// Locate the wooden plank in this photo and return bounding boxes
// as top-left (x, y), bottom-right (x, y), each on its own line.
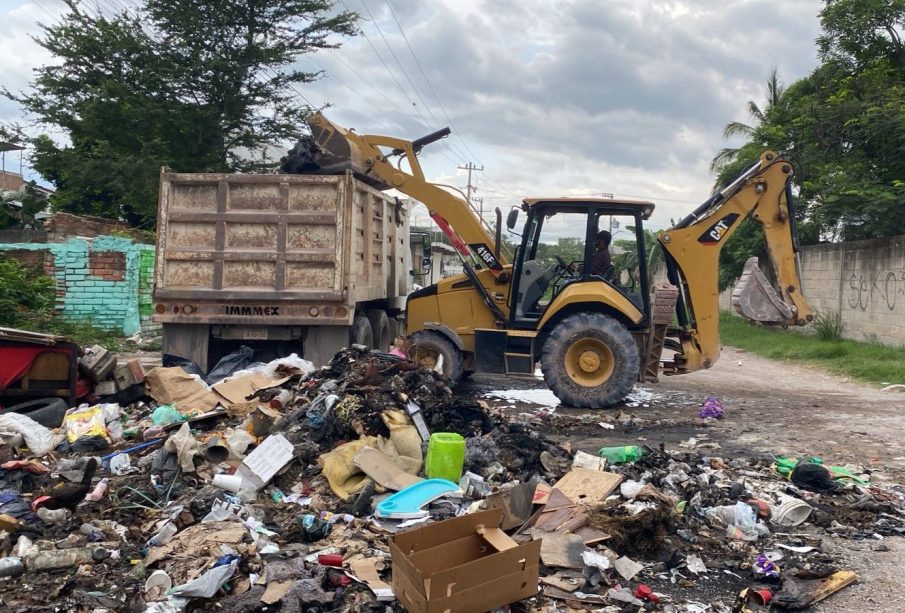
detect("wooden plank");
top-left (552, 469), bottom-right (622, 507)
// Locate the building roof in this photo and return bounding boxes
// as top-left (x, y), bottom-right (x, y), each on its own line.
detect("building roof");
top-left (0, 142), bottom-right (26, 153)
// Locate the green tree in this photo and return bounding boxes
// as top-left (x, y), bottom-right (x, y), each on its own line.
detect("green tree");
top-left (818, 0), bottom-right (905, 68)
top-left (0, 256), bottom-right (55, 328)
top-left (7, 0), bottom-right (356, 228)
top-left (710, 69), bottom-right (786, 173)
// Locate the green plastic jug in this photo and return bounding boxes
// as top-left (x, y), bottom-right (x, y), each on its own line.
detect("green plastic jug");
top-left (424, 432), bottom-right (466, 483)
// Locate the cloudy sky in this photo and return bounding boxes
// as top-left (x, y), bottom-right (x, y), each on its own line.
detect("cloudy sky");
top-left (1, 0), bottom-right (824, 235)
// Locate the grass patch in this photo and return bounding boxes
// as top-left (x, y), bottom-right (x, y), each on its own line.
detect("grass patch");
top-left (21, 312), bottom-right (129, 351)
top-left (719, 311), bottom-right (905, 386)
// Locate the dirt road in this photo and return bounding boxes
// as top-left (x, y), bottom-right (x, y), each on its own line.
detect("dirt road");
top-left (467, 346), bottom-right (905, 612)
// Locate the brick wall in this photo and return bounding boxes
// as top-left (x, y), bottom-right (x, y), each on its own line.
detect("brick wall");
top-left (44, 212), bottom-right (136, 240)
top-left (0, 236), bottom-right (157, 336)
top-left (0, 171), bottom-right (24, 191)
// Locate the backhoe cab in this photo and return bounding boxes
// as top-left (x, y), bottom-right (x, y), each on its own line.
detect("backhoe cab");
top-left (302, 114), bottom-right (812, 408)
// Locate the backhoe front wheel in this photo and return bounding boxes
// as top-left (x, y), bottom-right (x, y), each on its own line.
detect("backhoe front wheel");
top-left (410, 330), bottom-right (464, 385)
top-left (541, 312), bottom-right (639, 408)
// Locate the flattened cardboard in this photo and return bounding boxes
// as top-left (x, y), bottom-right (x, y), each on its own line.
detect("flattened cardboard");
top-left (552, 469), bottom-right (623, 507)
top-left (535, 532), bottom-right (585, 569)
top-left (482, 482), bottom-right (537, 529)
top-left (213, 373), bottom-right (289, 405)
top-left (390, 508), bottom-right (540, 613)
top-left (261, 579), bottom-right (293, 604)
top-left (236, 434), bottom-right (294, 490)
top-left (350, 559), bottom-right (394, 601)
top-left (145, 367), bottom-right (224, 413)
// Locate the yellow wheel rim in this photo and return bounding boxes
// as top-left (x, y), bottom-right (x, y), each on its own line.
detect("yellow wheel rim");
top-left (564, 338), bottom-right (614, 387)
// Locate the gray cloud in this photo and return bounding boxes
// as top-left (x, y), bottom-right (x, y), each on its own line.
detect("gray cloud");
top-left (3, 0), bottom-right (823, 229)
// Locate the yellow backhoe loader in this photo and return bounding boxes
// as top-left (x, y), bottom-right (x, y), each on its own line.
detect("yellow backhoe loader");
top-left (296, 114), bottom-right (813, 408)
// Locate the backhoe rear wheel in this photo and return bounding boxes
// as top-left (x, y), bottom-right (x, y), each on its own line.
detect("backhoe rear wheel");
top-left (541, 312), bottom-right (639, 408)
top-left (410, 330), bottom-right (464, 385)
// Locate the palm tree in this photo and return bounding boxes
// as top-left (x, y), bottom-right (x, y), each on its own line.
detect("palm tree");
top-left (710, 69), bottom-right (785, 172)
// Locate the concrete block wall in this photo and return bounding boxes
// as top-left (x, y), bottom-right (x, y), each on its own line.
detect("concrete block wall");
top-left (719, 235), bottom-right (905, 346)
top-left (831, 236), bottom-right (905, 346)
top-left (0, 235), bottom-right (157, 336)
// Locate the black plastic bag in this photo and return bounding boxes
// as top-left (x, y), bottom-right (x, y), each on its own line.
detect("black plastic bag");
top-left (791, 460), bottom-right (840, 493)
top-left (205, 346), bottom-right (255, 384)
top-left (162, 354), bottom-right (205, 378)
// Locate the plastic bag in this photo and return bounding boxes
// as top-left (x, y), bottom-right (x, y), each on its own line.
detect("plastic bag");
top-left (230, 353), bottom-right (315, 379)
top-left (170, 559), bottom-right (237, 598)
top-left (162, 353), bottom-right (205, 377)
top-left (151, 403), bottom-right (185, 426)
top-left (62, 405), bottom-right (108, 443)
top-left (705, 501), bottom-right (764, 541)
top-left (0, 413), bottom-right (64, 456)
top-left (699, 396), bottom-right (724, 419)
top-left (205, 346), bottom-right (254, 384)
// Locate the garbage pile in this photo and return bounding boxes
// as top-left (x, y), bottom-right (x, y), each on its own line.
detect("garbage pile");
top-left (0, 344), bottom-right (901, 611)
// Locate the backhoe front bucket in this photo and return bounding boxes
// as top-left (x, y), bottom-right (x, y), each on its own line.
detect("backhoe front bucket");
top-left (307, 113), bottom-right (367, 174)
top-left (731, 257), bottom-right (794, 323)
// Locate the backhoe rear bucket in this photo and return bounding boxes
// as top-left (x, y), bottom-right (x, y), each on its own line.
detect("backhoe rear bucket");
top-left (731, 257), bottom-right (794, 323)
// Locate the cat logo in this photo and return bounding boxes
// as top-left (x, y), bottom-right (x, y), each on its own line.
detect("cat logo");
top-left (698, 213), bottom-right (740, 245)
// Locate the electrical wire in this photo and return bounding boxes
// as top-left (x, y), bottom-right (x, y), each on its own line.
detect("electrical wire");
top-left (382, 0), bottom-right (483, 165)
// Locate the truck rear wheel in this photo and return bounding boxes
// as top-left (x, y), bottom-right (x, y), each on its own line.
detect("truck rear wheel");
top-left (410, 330), bottom-right (464, 384)
top-left (541, 312), bottom-right (639, 408)
top-left (350, 315), bottom-right (374, 347)
top-left (367, 309), bottom-right (391, 352)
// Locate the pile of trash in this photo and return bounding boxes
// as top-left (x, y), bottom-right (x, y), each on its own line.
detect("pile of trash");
top-left (0, 342), bottom-right (901, 612)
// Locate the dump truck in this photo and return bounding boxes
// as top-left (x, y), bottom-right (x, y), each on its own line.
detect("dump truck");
top-left (153, 170), bottom-right (430, 370)
top-left (288, 114), bottom-right (813, 408)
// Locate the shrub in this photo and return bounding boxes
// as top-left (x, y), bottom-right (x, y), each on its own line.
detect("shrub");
top-left (0, 255), bottom-right (55, 327)
top-left (812, 309), bottom-right (844, 341)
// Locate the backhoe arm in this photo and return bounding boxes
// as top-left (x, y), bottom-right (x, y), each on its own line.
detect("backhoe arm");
top-left (307, 113), bottom-right (507, 275)
top-left (659, 152), bottom-right (813, 372)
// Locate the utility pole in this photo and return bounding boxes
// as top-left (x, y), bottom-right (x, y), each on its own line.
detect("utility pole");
top-left (458, 162), bottom-right (484, 210)
top-left (473, 197), bottom-right (484, 220)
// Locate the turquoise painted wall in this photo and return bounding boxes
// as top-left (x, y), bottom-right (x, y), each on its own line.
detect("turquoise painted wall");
top-left (0, 236), bottom-right (156, 336)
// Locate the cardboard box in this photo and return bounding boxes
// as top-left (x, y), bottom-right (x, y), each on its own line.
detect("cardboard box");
top-left (390, 508), bottom-right (541, 613)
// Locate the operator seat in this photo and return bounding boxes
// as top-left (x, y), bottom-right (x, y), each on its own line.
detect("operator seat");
top-left (517, 260), bottom-right (552, 316)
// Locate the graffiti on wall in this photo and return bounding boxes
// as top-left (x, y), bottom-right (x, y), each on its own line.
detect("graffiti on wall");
top-left (847, 269), bottom-right (905, 311)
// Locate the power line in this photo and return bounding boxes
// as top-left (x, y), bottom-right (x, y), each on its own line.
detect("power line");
top-left (308, 56), bottom-right (464, 170)
top-left (343, 0), bottom-right (473, 164)
top-left (382, 0), bottom-right (483, 165)
top-left (337, 0), bottom-right (433, 133)
top-left (358, 0), bottom-right (442, 129)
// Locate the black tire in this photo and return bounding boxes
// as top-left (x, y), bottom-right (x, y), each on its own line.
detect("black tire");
top-left (387, 317), bottom-right (399, 344)
top-left (366, 309), bottom-right (392, 352)
top-left (350, 315), bottom-right (374, 347)
top-left (410, 330), bottom-right (464, 384)
top-left (4, 397), bottom-right (69, 429)
top-left (541, 312), bottom-right (639, 408)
